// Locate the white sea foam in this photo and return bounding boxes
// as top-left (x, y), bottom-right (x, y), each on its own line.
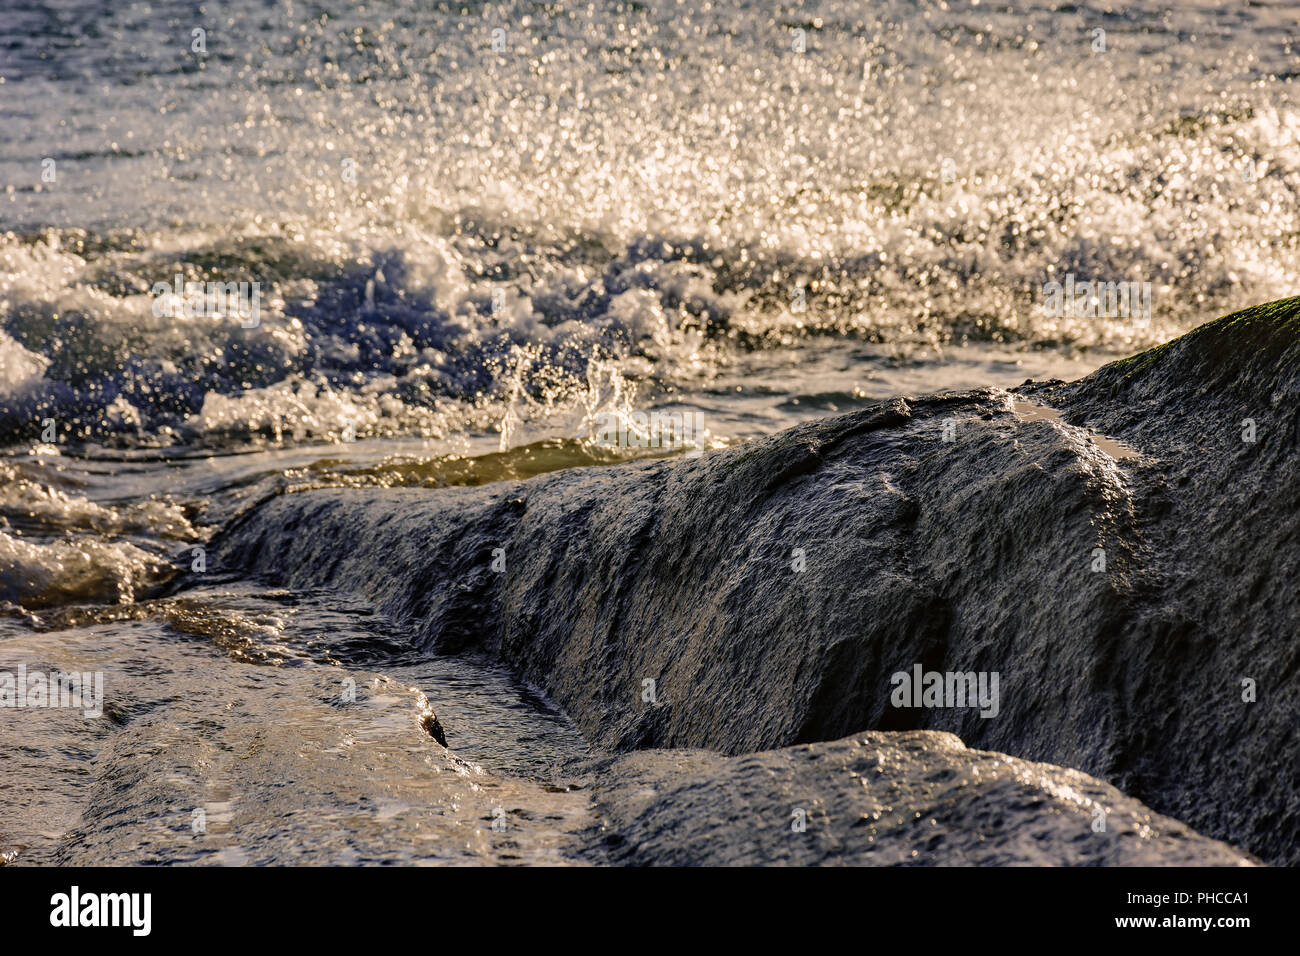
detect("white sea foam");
top-left (1, 0), bottom-right (1295, 452)
top-left (0, 330), bottom-right (47, 396)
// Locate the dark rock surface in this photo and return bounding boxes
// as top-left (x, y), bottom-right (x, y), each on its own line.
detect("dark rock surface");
top-left (586, 731), bottom-right (1254, 866)
top-left (212, 296), bottom-right (1300, 864)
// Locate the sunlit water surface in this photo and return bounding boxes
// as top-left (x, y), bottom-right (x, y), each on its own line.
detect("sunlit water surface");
top-left (1, 0), bottom-right (1296, 862)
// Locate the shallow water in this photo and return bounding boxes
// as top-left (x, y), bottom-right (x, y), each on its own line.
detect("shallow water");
top-left (1, 0), bottom-right (1296, 863)
top-left (1, 583), bottom-right (595, 865)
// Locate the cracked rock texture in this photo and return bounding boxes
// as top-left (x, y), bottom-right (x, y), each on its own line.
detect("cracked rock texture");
top-left (213, 296), bottom-right (1300, 864)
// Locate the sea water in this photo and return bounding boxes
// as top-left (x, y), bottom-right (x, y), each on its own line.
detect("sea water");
top-left (1, 0), bottom-right (1296, 863)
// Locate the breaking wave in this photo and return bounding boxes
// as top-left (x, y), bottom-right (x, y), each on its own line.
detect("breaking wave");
top-left (1, 0), bottom-right (1297, 448)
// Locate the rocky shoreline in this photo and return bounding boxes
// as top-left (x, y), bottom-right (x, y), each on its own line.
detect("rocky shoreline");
top-left (204, 296), bottom-right (1300, 866)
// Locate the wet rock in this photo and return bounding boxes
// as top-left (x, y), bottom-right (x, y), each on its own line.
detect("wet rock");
top-left (0, 621), bottom-right (591, 866)
top-left (421, 710), bottom-right (448, 747)
top-left (584, 731), bottom-right (1256, 866)
top-left (213, 296), bottom-right (1300, 864)
top-left (3, 614), bottom-right (1251, 866)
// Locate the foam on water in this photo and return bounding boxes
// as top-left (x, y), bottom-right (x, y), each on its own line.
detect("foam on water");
top-left (1, 0), bottom-right (1297, 451)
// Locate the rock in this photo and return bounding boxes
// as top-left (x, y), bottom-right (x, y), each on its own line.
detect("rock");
top-left (584, 731), bottom-right (1256, 866)
top-left (421, 711), bottom-right (448, 747)
top-left (212, 296), bottom-right (1300, 864)
top-left (0, 621), bottom-right (590, 866)
top-left (2, 612), bottom-right (1253, 865)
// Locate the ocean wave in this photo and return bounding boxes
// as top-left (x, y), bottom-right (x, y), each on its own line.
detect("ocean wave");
top-left (2, 0), bottom-right (1297, 449)
top-left (0, 528), bottom-right (173, 608)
